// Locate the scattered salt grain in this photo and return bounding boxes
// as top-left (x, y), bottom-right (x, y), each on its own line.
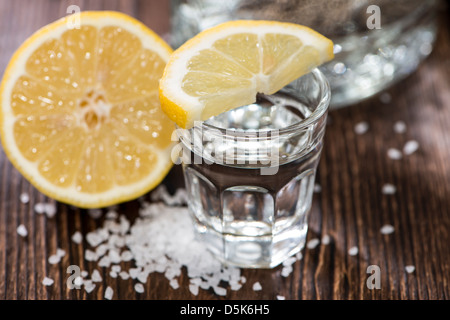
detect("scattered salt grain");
top-left (128, 268), bottom-right (140, 279)
top-left (348, 246), bottom-right (359, 256)
top-left (393, 121), bottom-right (407, 134)
top-left (104, 286), bottom-right (114, 300)
top-left (42, 277), bottom-right (54, 286)
top-left (321, 234), bottom-right (331, 245)
top-left (403, 140), bottom-right (419, 155)
top-left (277, 295), bottom-right (286, 300)
top-left (379, 92), bottom-right (392, 104)
top-left (382, 184), bottom-right (397, 195)
top-left (214, 286), bottom-right (227, 296)
top-left (313, 183), bottom-right (322, 193)
top-left (306, 238), bottom-right (320, 249)
top-left (109, 271), bottom-right (118, 278)
top-left (56, 248), bottom-right (66, 258)
top-left (34, 203), bottom-right (46, 214)
top-left (20, 193), bottom-right (29, 204)
top-left (81, 270), bottom-right (88, 278)
top-left (121, 250), bottom-right (133, 262)
top-left (252, 282), bottom-right (262, 291)
top-left (44, 203), bottom-right (57, 218)
top-left (86, 231), bottom-right (104, 247)
top-left (281, 265), bottom-right (293, 277)
top-left (17, 224), bottom-right (28, 237)
top-left (48, 254), bottom-right (60, 265)
top-left (169, 278), bottom-right (180, 290)
top-left (85, 250), bottom-right (98, 262)
top-left (84, 281), bottom-right (96, 293)
top-left (405, 265), bottom-right (415, 274)
top-left (74, 276), bottom-right (83, 287)
top-left (354, 121), bottom-right (369, 135)
top-left (91, 270), bottom-right (102, 282)
top-left (380, 224), bottom-right (395, 235)
top-left (98, 256), bottom-right (111, 268)
top-left (119, 271), bottom-right (129, 280)
top-left (387, 148), bottom-right (403, 160)
top-left (111, 265), bottom-right (121, 273)
top-left (71, 231), bottom-right (83, 244)
top-left (134, 283), bottom-right (144, 293)
top-left (189, 284), bottom-right (199, 296)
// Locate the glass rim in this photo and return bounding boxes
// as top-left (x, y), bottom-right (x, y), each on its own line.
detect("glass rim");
top-left (195, 68), bottom-right (330, 137)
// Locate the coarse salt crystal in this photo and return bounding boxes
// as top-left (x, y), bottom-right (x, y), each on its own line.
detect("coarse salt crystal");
top-left (91, 269), bottom-right (102, 282)
top-left (213, 286), bottom-right (227, 296)
top-left (354, 121), bottom-right (369, 135)
top-left (84, 281), bottom-right (96, 293)
top-left (86, 232), bottom-right (103, 247)
top-left (405, 265), bottom-right (415, 274)
top-left (85, 249), bottom-right (98, 262)
top-left (128, 268), bottom-right (140, 279)
top-left (348, 246), bottom-right (359, 256)
top-left (134, 283), bottom-right (144, 293)
top-left (281, 265), bottom-right (293, 277)
top-left (382, 184), bottom-right (397, 195)
top-left (20, 193), bottom-right (29, 204)
top-left (380, 224), bottom-right (395, 235)
top-left (71, 231), bottom-right (83, 244)
top-left (321, 234), bottom-right (331, 245)
top-left (111, 265), bottom-right (121, 273)
top-left (121, 250), bottom-right (133, 261)
top-left (277, 295), bottom-right (286, 300)
top-left (393, 121), bottom-right (407, 134)
top-left (48, 254), bottom-right (60, 265)
top-left (42, 277), bottom-right (54, 286)
top-left (109, 271), bottom-right (118, 278)
top-left (252, 282), bottom-right (262, 291)
top-left (170, 278), bottom-right (179, 290)
top-left (44, 203), bottom-right (57, 218)
top-left (282, 256), bottom-right (297, 267)
top-left (74, 276), bottom-right (83, 286)
top-left (81, 270), bottom-right (88, 278)
top-left (17, 224), bottom-right (28, 237)
top-left (56, 248), bottom-right (66, 258)
top-left (119, 271), bottom-right (130, 280)
top-left (98, 256), bottom-right (111, 268)
top-left (104, 286), bottom-right (114, 300)
top-left (306, 238), bottom-right (320, 249)
top-left (387, 148), bottom-right (402, 160)
top-left (189, 284), bottom-right (199, 296)
top-left (34, 203), bottom-right (46, 214)
top-left (403, 140), bottom-right (419, 155)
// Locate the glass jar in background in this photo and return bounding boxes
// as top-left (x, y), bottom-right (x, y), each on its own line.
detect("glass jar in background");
top-left (169, 0), bottom-right (439, 108)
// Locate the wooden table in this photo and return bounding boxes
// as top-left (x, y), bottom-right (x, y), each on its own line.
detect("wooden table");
top-left (0, 0), bottom-right (449, 300)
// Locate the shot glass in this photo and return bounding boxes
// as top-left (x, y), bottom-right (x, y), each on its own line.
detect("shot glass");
top-left (176, 68), bottom-right (330, 268)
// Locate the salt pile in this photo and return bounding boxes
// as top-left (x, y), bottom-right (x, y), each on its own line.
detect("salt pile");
top-left (75, 187), bottom-right (249, 297)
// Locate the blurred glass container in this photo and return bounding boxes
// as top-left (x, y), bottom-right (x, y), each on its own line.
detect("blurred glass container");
top-left (169, 0), bottom-right (439, 108)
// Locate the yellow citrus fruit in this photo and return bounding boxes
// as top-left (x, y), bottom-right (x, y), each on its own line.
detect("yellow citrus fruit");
top-left (159, 20), bottom-right (334, 129)
top-left (0, 11), bottom-right (175, 208)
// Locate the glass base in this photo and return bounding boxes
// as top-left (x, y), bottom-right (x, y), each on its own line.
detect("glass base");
top-left (191, 211), bottom-right (308, 268)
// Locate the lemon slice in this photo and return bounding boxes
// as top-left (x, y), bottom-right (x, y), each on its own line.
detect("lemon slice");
top-left (0, 11), bottom-right (175, 208)
top-left (159, 20), bottom-right (334, 129)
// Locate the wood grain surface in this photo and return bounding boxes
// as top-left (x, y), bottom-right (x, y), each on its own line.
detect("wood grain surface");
top-left (0, 0), bottom-right (449, 300)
